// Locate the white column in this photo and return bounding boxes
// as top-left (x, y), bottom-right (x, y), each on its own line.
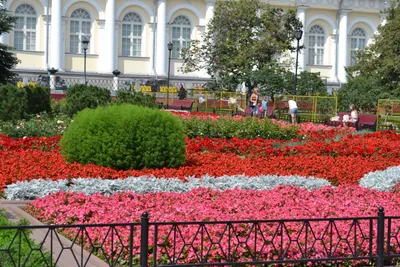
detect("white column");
top-left (156, 0), bottom-right (167, 76)
top-left (338, 10), bottom-right (349, 83)
top-left (99, 0), bottom-right (116, 73)
top-left (43, 11), bottom-right (50, 69)
top-left (330, 29), bottom-right (338, 82)
top-left (205, 0), bottom-right (215, 29)
top-left (50, 0), bottom-right (62, 70)
top-left (380, 12), bottom-right (387, 27)
top-left (297, 6), bottom-right (308, 72)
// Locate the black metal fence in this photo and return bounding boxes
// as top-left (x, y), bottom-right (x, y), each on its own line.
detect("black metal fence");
top-left (1, 208), bottom-right (400, 267)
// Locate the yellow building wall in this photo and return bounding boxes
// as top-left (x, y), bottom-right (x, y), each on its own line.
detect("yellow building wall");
top-left (119, 57), bottom-right (150, 74)
top-left (65, 54), bottom-right (98, 72)
top-left (306, 65), bottom-right (332, 79)
top-left (15, 52), bottom-right (45, 69)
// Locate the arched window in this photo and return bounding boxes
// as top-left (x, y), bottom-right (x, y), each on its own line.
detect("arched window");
top-left (308, 25), bottom-right (325, 65)
top-left (171, 15), bottom-right (191, 58)
top-left (70, 9), bottom-right (91, 54)
top-left (14, 4), bottom-right (37, 51)
top-left (121, 12), bottom-right (143, 57)
top-left (350, 28), bottom-right (367, 66)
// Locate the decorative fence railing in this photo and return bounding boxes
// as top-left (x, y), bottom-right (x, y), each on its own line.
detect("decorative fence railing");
top-left (1, 208), bottom-right (400, 267)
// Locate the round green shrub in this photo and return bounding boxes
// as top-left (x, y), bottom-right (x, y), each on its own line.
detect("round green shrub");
top-left (25, 84), bottom-right (51, 114)
top-left (0, 84), bottom-right (27, 121)
top-left (64, 84), bottom-right (111, 117)
top-left (60, 104), bottom-right (186, 170)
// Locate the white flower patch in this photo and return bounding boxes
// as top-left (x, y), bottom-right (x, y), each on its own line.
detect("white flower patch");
top-left (360, 166), bottom-right (400, 191)
top-left (5, 175), bottom-right (332, 200)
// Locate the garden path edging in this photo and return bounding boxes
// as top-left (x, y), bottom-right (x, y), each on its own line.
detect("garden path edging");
top-left (0, 200), bottom-right (108, 267)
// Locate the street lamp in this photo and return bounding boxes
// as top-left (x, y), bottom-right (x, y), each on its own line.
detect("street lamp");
top-left (167, 42), bottom-right (173, 109)
top-left (293, 29), bottom-right (304, 95)
top-left (81, 38), bottom-right (89, 85)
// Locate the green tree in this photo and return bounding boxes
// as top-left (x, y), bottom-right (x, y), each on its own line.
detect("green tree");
top-left (253, 64), bottom-right (291, 100)
top-left (297, 71), bottom-right (327, 96)
top-left (0, 5), bottom-right (20, 83)
top-left (181, 0), bottom-right (301, 92)
top-left (337, 75), bottom-right (388, 113)
top-left (347, 0), bottom-right (400, 97)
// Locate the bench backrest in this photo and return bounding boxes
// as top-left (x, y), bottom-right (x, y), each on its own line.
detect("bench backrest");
top-left (339, 112), bottom-right (376, 124)
top-left (358, 114), bottom-right (377, 125)
top-left (171, 99), bottom-right (193, 108)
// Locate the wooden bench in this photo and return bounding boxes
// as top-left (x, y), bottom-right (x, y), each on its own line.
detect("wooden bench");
top-left (326, 112), bottom-right (377, 131)
top-left (169, 99), bottom-right (193, 111)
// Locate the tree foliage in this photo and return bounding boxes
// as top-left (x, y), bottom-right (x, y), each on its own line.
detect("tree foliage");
top-left (337, 75), bottom-right (388, 113)
top-left (297, 72), bottom-right (326, 96)
top-left (181, 0), bottom-right (301, 91)
top-left (347, 0), bottom-right (400, 97)
top-left (0, 6), bottom-right (20, 83)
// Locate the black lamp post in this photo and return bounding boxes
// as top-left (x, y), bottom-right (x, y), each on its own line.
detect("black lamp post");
top-left (81, 39), bottom-right (89, 85)
top-left (293, 29), bottom-right (304, 95)
top-left (167, 42), bottom-right (173, 109)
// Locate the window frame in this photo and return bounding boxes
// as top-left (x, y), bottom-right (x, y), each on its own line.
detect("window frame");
top-left (171, 15), bottom-right (192, 59)
top-left (350, 28), bottom-right (367, 67)
top-left (14, 4), bottom-right (37, 51)
top-left (121, 12), bottom-right (143, 57)
top-left (307, 25), bottom-right (326, 66)
top-left (69, 8), bottom-right (92, 54)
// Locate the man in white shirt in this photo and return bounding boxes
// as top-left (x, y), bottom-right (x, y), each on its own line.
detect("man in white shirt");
top-left (288, 99), bottom-right (298, 124)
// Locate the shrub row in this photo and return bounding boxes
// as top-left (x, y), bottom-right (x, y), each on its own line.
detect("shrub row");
top-left (0, 84), bottom-right (50, 121)
top-left (182, 116), bottom-right (299, 140)
top-left (5, 174), bottom-right (331, 200)
top-left (63, 85), bottom-right (158, 117)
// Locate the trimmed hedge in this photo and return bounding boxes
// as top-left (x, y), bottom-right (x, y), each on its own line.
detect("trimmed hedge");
top-left (61, 104), bottom-right (186, 170)
top-left (64, 84), bottom-right (111, 117)
top-left (116, 90), bottom-right (158, 108)
top-left (25, 84), bottom-right (51, 114)
top-left (0, 84), bottom-right (27, 121)
top-left (182, 117), bottom-right (299, 140)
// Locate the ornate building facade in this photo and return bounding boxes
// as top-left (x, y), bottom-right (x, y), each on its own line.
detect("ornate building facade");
top-left (0, 0), bottom-right (388, 88)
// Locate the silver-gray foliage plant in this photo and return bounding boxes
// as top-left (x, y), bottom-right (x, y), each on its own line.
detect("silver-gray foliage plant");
top-left (5, 175), bottom-right (331, 200)
top-left (360, 166), bottom-right (400, 191)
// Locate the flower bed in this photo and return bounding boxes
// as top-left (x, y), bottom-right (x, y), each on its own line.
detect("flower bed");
top-left (2, 130), bottom-right (400, 190)
top-left (26, 186), bottom-right (400, 264)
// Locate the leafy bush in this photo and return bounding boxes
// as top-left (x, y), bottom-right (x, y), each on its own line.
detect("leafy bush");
top-left (0, 113), bottom-right (71, 138)
top-left (116, 90), bottom-right (158, 108)
top-left (0, 209), bottom-right (51, 266)
top-left (61, 104), bottom-right (186, 170)
top-left (0, 84), bottom-right (27, 121)
top-left (24, 84), bottom-right (51, 114)
top-left (182, 117), bottom-right (298, 140)
top-left (64, 84), bottom-right (111, 117)
top-left (50, 98), bottom-right (67, 116)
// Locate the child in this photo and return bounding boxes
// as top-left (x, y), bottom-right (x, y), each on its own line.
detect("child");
top-left (261, 96), bottom-right (268, 118)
